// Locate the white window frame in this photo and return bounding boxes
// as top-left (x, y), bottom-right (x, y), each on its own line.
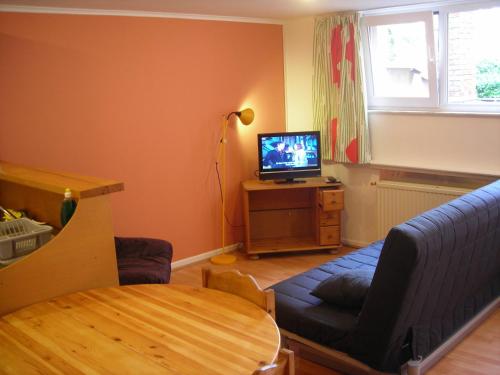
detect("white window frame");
top-left (439, 1), bottom-right (500, 113)
top-left (361, 12), bottom-right (438, 109)
top-left (361, 0), bottom-right (500, 113)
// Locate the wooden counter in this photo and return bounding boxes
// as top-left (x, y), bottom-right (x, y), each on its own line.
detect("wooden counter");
top-left (0, 161), bottom-right (124, 316)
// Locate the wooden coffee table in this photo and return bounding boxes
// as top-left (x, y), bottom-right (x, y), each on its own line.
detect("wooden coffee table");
top-left (0, 284), bottom-right (281, 374)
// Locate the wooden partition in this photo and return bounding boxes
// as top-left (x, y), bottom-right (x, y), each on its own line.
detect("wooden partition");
top-left (0, 161), bottom-right (124, 315)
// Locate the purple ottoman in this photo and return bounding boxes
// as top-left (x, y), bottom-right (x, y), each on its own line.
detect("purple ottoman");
top-left (114, 237), bottom-right (173, 285)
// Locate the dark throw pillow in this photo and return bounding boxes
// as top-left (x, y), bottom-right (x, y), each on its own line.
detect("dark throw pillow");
top-left (310, 268), bottom-right (375, 308)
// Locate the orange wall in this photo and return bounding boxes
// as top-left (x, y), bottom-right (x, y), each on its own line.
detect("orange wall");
top-left (0, 12), bottom-right (285, 260)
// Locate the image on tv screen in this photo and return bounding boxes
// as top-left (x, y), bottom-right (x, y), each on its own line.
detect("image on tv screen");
top-left (260, 134), bottom-right (319, 170)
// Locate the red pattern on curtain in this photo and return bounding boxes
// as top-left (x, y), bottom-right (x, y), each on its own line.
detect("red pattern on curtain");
top-left (346, 138), bottom-right (358, 163)
top-left (330, 21), bottom-right (360, 163)
top-left (330, 22), bottom-right (358, 163)
top-left (345, 23), bottom-right (356, 82)
top-left (313, 13), bottom-right (370, 163)
top-left (331, 25), bottom-right (342, 87)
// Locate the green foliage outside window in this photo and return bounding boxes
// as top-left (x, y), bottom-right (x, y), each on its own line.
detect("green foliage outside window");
top-left (476, 59), bottom-right (500, 99)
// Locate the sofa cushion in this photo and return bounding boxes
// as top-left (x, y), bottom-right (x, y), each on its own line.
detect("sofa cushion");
top-left (117, 256), bottom-right (170, 285)
top-left (270, 240), bottom-right (384, 349)
top-left (311, 268), bottom-right (374, 308)
top-left (114, 237), bottom-right (173, 285)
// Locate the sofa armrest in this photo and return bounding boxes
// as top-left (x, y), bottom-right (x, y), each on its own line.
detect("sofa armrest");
top-left (114, 237), bottom-right (173, 261)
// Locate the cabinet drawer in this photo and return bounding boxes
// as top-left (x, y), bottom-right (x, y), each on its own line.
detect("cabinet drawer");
top-left (319, 210), bottom-right (340, 226)
top-left (320, 190), bottom-right (344, 211)
top-left (319, 226), bottom-right (340, 245)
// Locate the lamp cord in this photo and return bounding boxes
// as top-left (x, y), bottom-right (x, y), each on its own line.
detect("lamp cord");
top-left (215, 159), bottom-right (245, 229)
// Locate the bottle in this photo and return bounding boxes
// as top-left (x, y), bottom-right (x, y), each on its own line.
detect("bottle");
top-left (60, 188), bottom-right (77, 227)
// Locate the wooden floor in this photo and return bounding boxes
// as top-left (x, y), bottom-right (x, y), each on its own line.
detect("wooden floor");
top-left (171, 247), bottom-right (500, 375)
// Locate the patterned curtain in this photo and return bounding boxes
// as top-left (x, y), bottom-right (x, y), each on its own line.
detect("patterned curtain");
top-left (313, 13), bottom-right (371, 163)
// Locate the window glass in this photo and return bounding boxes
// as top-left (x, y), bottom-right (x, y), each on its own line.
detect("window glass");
top-left (447, 7), bottom-right (500, 105)
top-left (370, 22), bottom-right (430, 98)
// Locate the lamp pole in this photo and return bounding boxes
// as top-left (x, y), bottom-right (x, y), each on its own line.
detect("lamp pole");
top-left (211, 108), bottom-right (254, 265)
top-left (220, 115), bottom-right (229, 252)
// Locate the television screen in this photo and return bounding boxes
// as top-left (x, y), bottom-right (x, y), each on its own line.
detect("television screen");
top-left (258, 131), bottom-right (321, 182)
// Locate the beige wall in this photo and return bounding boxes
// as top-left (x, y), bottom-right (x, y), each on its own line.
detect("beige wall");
top-left (284, 17), bottom-right (314, 132)
top-left (370, 113), bottom-right (500, 175)
top-left (283, 16), bottom-right (500, 246)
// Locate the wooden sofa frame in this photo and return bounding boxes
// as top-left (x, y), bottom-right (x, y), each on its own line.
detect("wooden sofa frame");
top-left (281, 296), bottom-right (499, 375)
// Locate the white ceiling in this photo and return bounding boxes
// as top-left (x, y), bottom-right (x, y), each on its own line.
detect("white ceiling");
top-left (0, 0), bottom-right (440, 20)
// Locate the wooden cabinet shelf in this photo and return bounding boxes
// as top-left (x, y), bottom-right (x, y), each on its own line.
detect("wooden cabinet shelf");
top-left (242, 179), bottom-right (344, 259)
top-left (249, 236), bottom-right (329, 253)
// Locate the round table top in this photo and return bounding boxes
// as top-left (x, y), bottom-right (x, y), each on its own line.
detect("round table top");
top-left (0, 284), bottom-right (281, 374)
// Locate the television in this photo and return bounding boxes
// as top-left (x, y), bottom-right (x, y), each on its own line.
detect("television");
top-left (258, 131), bottom-right (321, 183)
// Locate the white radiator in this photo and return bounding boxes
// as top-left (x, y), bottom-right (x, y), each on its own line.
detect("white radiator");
top-left (376, 180), bottom-right (472, 239)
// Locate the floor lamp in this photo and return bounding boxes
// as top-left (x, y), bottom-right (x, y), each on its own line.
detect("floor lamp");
top-left (210, 108), bottom-right (254, 265)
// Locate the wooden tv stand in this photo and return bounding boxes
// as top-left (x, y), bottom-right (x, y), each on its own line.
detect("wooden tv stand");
top-left (242, 178), bottom-right (344, 259)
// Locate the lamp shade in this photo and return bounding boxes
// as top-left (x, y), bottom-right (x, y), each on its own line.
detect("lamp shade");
top-left (236, 108), bottom-right (254, 125)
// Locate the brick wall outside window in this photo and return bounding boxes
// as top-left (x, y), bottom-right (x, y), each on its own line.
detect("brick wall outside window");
top-left (448, 12), bottom-right (476, 101)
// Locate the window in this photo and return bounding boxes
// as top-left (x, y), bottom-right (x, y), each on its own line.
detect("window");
top-left (445, 5), bottom-right (500, 108)
top-left (362, 12), bottom-right (437, 108)
top-left (361, 1), bottom-right (500, 112)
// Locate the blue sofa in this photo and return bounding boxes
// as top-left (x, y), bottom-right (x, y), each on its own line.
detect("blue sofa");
top-left (271, 180), bottom-right (500, 373)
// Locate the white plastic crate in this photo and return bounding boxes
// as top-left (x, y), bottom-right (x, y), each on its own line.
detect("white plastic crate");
top-left (0, 218), bottom-right (53, 260)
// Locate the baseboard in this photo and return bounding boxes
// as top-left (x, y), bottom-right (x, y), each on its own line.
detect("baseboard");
top-left (342, 238), bottom-right (371, 248)
top-left (172, 238), bottom-right (368, 270)
top-left (171, 242), bottom-right (242, 270)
